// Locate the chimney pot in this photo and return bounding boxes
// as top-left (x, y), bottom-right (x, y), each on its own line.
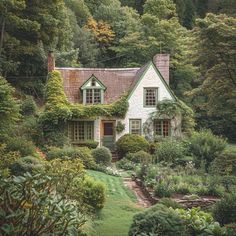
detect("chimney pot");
top-left (47, 51), bottom-right (55, 72)
top-left (153, 54), bottom-right (170, 84)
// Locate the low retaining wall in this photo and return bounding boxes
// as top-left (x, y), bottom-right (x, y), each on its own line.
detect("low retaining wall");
top-left (134, 177), bottom-right (219, 208)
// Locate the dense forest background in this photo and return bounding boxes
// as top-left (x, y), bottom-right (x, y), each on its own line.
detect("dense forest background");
top-left (0, 0), bottom-right (235, 141)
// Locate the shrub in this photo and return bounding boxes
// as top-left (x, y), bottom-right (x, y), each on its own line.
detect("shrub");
top-left (154, 182), bottom-right (172, 198)
top-left (0, 172), bottom-right (86, 235)
top-left (82, 176), bottom-right (106, 210)
top-left (6, 137), bottom-right (36, 157)
top-left (188, 130), bottom-right (227, 172)
top-left (125, 150), bottom-right (152, 164)
top-left (10, 156), bottom-right (45, 176)
top-left (174, 182), bottom-right (191, 194)
top-left (20, 95), bottom-right (37, 116)
top-left (210, 151), bottom-right (236, 175)
top-left (154, 139), bottom-right (186, 163)
top-left (75, 140), bottom-right (99, 149)
top-left (91, 147), bottom-right (112, 166)
top-left (213, 193), bottom-right (236, 225)
top-left (116, 158), bottom-right (135, 170)
top-left (220, 175), bottom-right (236, 192)
top-left (116, 134), bottom-right (149, 157)
top-left (224, 223), bottom-right (236, 236)
top-left (176, 207), bottom-right (224, 235)
top-left (129, 204), bottom-right (186, 236)
top-left (46, 146), bottom-right (96, 169)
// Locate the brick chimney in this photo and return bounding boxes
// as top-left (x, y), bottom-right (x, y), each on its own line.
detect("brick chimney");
top-left (153, 54), bottom-right (170, 84)
top-left (47, 51), bottom-right (55, 72)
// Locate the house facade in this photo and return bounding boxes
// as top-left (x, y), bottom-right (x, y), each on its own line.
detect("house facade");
top-left (48, 53), bottom-right (181, 150)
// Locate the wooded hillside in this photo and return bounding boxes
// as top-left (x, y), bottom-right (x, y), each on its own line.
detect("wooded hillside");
top-left (0, 0), bottom-right (235, 141)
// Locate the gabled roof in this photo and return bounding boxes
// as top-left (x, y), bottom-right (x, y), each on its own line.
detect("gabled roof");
top-left (57, 61), bottom-right (176, 104)
top-left (80, 74), bottom-right (106, 90)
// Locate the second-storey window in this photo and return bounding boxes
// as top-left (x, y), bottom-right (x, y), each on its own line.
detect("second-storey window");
top-left (85, 89), bottom-right (101, 104)
top-left (144, 88), bottom-right (158, 107)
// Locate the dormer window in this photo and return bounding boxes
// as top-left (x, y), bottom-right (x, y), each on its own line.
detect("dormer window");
top-left (81, 75), bottom-right (106, 105)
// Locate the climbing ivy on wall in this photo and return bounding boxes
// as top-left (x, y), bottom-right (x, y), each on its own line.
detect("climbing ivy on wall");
top-left (40, 70), bottom-right (129, 146)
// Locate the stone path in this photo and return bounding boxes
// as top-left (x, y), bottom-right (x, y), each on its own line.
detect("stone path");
top-left (123, 177), bottom-right (152, 207)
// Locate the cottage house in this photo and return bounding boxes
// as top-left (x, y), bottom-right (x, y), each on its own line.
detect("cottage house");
top-left (48, 53), bottom-right (181, 150)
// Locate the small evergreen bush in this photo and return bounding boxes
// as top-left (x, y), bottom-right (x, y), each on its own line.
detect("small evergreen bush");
top-left (46, 146), bottom-right (96, 169)
top-left (91, 147), bottom-right (112, 166)
top-left (6, 137), bottom-right (36, 157)
top-left (116, 134), bottom-right (149, 158)
top-left (154, 139), bottom-right (186, 163)
top-left (129, 204), bottom-right (186, 236)
top-left (82, 176), bottom-right (106, 210)
top-left (10, 156), bottom-right (44, 176)
top-left (213, 193), bottom-right (236, 225)
top-left (188, 130), bottom-right (226, 172)
top-left (125, 150), bottom-right (152, 164)
top-left (21, 95), bottom-right (37, 116)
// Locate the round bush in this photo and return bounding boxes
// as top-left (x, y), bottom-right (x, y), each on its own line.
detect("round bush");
top-left (154, 139), bottom-right (186, 163)
top-left (129, 204), bottom-right (186, 236)
top-left (126, 150), bottom-right (152, 164)
top-left (82, 176), bottom-right (106, 210)
top-left (116, 134), bottom-right (149, 158)
top-left (213, 193), bottom-right (236, 225)
top-left (91, 147), bottom-right (112, 166)
top-left (10, 156), bottom-right (44, 176)
top-left (6, 137), bottom-right (36, 157)
top-left (46, 146), bottom-right (96, 169)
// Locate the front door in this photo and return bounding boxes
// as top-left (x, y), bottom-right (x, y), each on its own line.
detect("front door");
top-left (102, 121), bottom-right (115, 151)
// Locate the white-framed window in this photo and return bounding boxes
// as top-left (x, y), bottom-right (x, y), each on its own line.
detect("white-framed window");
top-left (144, 88), bottom-right (158, 107)
top-left (85, 89), bottom-right (102, 104)
top-left (129, 119), bottom-right (142, 135)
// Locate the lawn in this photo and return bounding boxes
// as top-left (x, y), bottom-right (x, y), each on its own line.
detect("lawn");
top-left (87, 170), bottom-right (144, 236)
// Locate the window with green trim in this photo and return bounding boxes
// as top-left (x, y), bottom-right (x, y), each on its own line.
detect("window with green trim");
top-left (68, 121), bottom-right (94, 142)
top-left (129, 119), bottom-right (142, 135)
top-left (153, 119), bottom-right (170, 137)
top-left (85, 89), bottom-right (101, 104)
top-left (144, 88), bottom-right (158, 107)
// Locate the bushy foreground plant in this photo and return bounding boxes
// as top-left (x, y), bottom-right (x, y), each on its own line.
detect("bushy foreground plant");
top-left (213, 193), bottom-right (236, 225)
top-left (10, 156), bottom-right (45, 176)
top-left (129, 204), bottom-right (186, 236)
top-left (116, 134), bottom-right (149, 157)
top-left (176, 207), bottom-right (224, 235)
top-left (188, 130), bottom-right (226, 172)
top-left (6, 137), bottom-right (36, 157)
top-left (20, 95), bottom-right (37, 116)
top-left (91, 147), bottom-right (112, 166)
top-left (0, 172), bottom-right (86, 235)
top-left (76, 140), bottom-right (99, 149)
top-left (154, 138), bottom-right (186, 163)
top-left (46, 146), bottom-right (96, 169)
top-left (126, 150), bottom-right (152, 164)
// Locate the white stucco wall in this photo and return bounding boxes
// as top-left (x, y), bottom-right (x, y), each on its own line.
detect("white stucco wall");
top-left (116, 63), bottom-right (173, 141)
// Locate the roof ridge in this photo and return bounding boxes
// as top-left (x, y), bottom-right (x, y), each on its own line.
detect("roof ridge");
top-left (56, 67), bottom-right (140, 71)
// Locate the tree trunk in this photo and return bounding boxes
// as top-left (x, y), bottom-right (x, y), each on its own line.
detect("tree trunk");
top-left (0, 17), bottom-right (6, 57)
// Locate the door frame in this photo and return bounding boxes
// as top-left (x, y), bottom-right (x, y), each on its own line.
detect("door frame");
top-left (101, 120), bottom-right (116, 149)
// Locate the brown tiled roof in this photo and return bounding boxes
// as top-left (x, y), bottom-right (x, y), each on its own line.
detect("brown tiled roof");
top-left (57, 67), bottom-right (144, 104)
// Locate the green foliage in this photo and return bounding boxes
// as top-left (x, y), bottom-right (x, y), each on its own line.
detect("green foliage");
top-left (126, 150), bottom-right (152, 164)
top-left (223, 223), bottom-right (236, 236)
top-left (129, 204), bottom-right (186, 236)
top-left (116, 158), bottom-right (135, 170)
top-left (91, 147), bottom-right (112, 166)
top-left (82, 176), bottom-right (106, 210)
top-left (154, 182), bottom-right (172, 198)
top-left (46, 146), bottom-right (96, 169)
top-left (210, 151), bottom-right (236, 176)
top-left (5, 137), bottom-right (36, 157)
top-left (75, 140), bottom-right (99, 149)
top-left (176, 207), bottom-right (224, 235)
top-left (213, 193), bottom-right (236, 225)
top-left (0, 77), bottom-right (20, 137)
top-left (10, 156), bottom-right (45, 176)
top-left (188, 130), bottom-right (227, 172)
top-left (20, 95), bottom-right (37, 116)
top-left (116, 134), bottom-right (149, 157)
top-left (158, 198), bottom-right (183, 209)
top-left (0, 172), bottom-right (86, 235)
top-left (154, 139), bottom-right (186, 163)
top-left (115, 121), bottom-right (125, 133)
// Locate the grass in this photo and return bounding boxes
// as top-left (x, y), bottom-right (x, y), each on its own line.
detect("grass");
top-left (87, 170), bottom-right (144, 236)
